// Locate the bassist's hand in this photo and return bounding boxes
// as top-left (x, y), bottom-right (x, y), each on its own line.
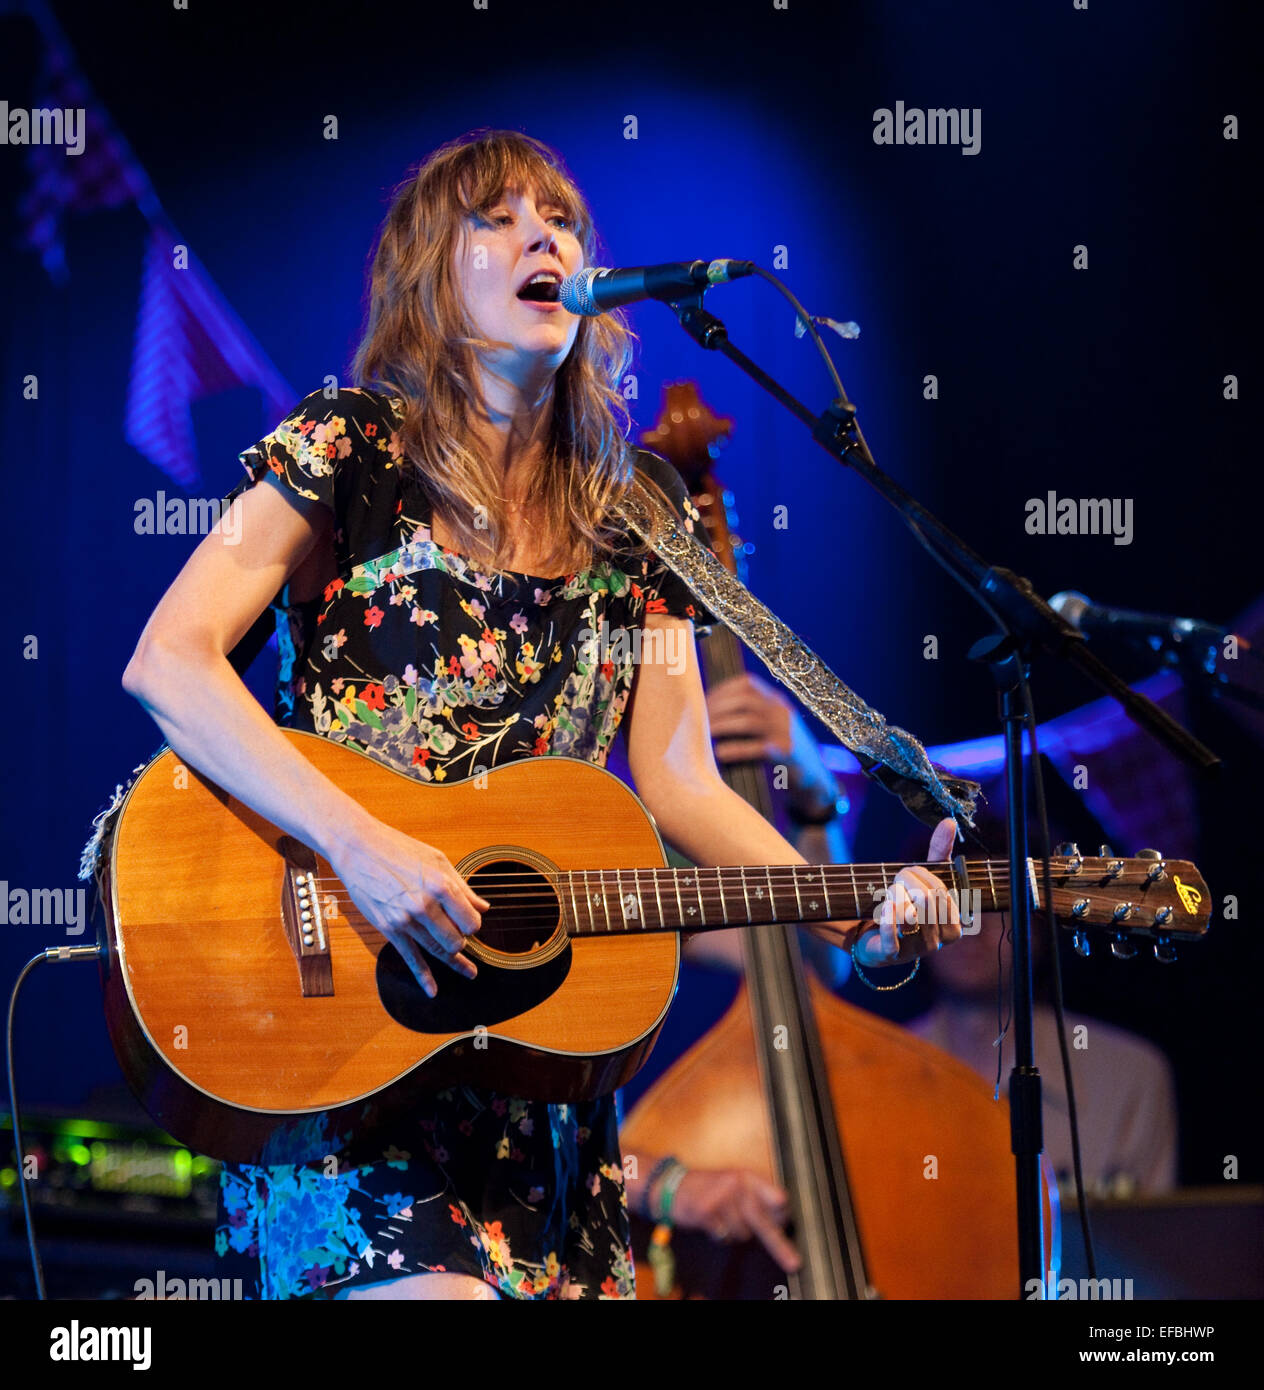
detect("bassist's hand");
top-left (328, 818), bottom-right (489, 998)
top-left (671, 1168), bottom-right (801, 1274)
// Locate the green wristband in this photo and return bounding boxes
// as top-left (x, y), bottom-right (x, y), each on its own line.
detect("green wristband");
top-left (654, 1161), bottom-right (688, 1225)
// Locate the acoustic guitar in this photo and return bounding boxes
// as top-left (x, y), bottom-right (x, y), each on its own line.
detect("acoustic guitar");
top-left (100, 729), bottom-right (1210, 1163)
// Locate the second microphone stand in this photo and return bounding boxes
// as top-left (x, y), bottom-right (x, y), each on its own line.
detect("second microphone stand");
top-left (665, 289), bottom-right (1220, 1295)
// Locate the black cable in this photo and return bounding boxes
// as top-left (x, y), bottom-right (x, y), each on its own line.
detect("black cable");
top-left (1020, 675), bottom-right (1097, 1279)
top-left (991, 910), bottom-right (1014, 1102)
top-left (7, 953), bottom-right (50, 1300)
top-left (6, 944), bottom-right (102, 1301)
top-left (749, 265), bottom-right (846, 398)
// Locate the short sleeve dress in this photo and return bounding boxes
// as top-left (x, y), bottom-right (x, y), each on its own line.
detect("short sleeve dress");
top-left (212, 386), bottom-right (714, 1300)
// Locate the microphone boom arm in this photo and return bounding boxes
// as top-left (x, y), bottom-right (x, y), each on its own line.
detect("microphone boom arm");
top-left (667, 290), bottom-right (1220, 775)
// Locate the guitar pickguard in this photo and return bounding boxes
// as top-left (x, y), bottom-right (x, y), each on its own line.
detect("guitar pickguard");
top-left (376, 940), bottom-right (573, 1033)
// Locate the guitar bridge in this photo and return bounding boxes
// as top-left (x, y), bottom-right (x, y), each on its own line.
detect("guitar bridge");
top-left (278, 836), bottom-right (333, 997)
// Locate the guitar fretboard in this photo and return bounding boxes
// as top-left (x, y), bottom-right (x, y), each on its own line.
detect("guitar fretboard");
top-left (559, 861), bottom-right (1011, 933)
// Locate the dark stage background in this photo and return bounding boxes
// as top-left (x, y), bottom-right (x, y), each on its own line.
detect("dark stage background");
top-left (0, 0), bottom-right (1259, 1294)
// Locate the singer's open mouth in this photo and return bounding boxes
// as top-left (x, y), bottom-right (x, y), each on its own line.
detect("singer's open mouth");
top-left (517, 279), bottom-right (560, 303)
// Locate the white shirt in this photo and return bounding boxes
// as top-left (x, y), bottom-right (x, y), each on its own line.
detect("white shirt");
top-left (908, 999), bottom-right (1179, 1195)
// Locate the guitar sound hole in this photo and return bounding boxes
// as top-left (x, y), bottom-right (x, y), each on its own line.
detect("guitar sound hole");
top-left (467, 859), bottom-right (560, 956)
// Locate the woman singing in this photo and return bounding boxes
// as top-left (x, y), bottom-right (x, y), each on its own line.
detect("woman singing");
top-left (121, 129), bottom-right (962, 1300)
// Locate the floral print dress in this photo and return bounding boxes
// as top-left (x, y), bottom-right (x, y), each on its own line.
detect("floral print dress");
top-left (213, 386), bottom-right (712, 1300)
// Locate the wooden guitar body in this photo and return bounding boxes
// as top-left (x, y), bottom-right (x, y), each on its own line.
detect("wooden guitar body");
top-left (101, 730), bottom-right (678, 1163)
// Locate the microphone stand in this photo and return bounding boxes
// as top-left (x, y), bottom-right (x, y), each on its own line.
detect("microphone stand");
top-left (664, 289), bottom-right (1221, 1297)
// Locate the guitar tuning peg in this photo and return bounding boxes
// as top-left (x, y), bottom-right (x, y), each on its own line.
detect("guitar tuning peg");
top-left (1153, 934), bottom-right (1178, 964)
top-left (1072, 930), bottom-right (1091, 957)
top-left (1056, 842), bottom-right (1083, 874)
top-left (1098, 845), bottom-right (1114, 859)
top-left (1138, 849), bottom-right (1168, 883)
top-left (1109, 932), bottom-right (1138, 961)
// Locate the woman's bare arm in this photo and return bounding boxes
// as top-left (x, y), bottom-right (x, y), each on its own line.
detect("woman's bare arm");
top-left (623, 613), bottom-right (961, 967)
top-left (124, 482), bottom-right (364, 855)
top-left (121, 479), bottom-right (487, 995)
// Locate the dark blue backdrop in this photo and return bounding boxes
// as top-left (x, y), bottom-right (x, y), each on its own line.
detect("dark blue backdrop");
top-left (1, 0), bottom-right (1258, 1187)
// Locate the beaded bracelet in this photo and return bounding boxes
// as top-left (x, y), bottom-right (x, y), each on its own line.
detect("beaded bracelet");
top-left (850, 946), bottom-right (921, 992)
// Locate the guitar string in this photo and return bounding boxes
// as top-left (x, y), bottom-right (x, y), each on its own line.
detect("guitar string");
top-left (297, 862), bottom-right (1138, 891)
top-left (297, 859), bottom-right (1067, 881)
top-left (286, 893), bottom-right (1161, 935)
top-left (295, 864), bottom-right (1142, 898)
top-left (287, 889), bottom-right (1151, 922)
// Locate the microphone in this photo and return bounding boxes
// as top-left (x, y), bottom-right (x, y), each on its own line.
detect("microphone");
top-left (1049, 591), bottom-right (1229, 649)
top-left (559, 260), bottom-right (754, 316)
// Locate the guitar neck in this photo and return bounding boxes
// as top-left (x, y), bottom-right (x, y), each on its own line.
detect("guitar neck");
top-left (562, 860), bottom-right (1014, 934)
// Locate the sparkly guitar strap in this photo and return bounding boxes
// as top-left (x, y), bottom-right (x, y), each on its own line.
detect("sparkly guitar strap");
top-left (616, 485), bottom-right (982, 831)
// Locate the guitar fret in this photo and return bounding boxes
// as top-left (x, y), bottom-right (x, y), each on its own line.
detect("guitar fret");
top-left (812, 861), bottom-right (834, 917)
top-left (673, 871), bottom-right (685, 930)
top-left (986, 859), bottom-right (998, 911)
top-left (614, 867), bottom-right (624, 930)
top-left (634, 871), bottom-right (646, 932)
top-left (717, 868), bottom-right (730, 924)
top-left (581, 870), bottom-right (599, 933)
top-left (821, 866), bottom-right (833, 919)
top-left (740, 865), bottom-right (752, 921)
top-left (651, 870), bottom-right (665, 931)
top-left (765, 866), bottom-right (776, 922)
top-left (568, 872), bottom-right (583, 934)
top-left (696, 874), bottom-right (707, 927)
top-left (791, 867), bottom-right (804, 920)
top-left (849, 864), bottom-right (861, 919)
top-left (601, 872), bottom-right (613, 932)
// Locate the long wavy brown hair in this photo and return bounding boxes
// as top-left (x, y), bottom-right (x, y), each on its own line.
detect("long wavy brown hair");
top-left (352, 129), bottom-right (657, 575)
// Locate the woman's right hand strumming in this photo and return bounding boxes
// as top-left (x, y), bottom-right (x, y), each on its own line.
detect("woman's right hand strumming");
top-left (328, 819), bottom-right (489, 998)
top-left (122, 467), bottom-right (489, 1001)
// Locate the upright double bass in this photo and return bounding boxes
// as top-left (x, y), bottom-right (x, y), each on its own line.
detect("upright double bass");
top-left (622, 382), bottom-right (1056, 1299)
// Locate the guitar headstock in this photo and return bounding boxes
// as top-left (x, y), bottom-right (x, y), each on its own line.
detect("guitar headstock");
top-left (1045, 846), bottom-right (1211, 960)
